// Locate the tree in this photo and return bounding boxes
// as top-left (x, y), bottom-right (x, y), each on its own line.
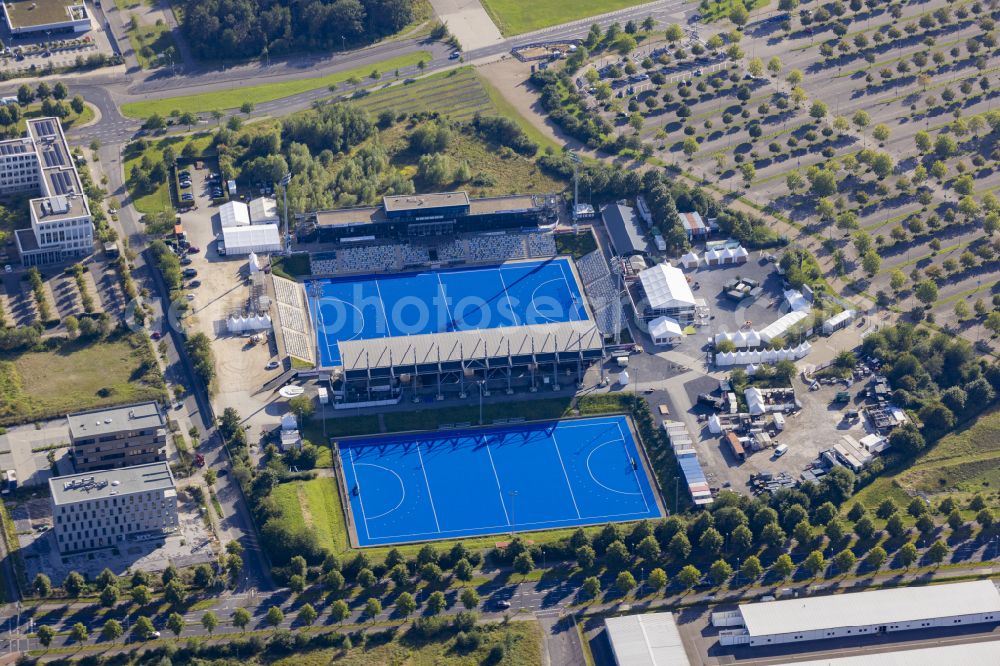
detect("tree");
top-left (915, 280), bottom-right (939, 307)
top-left (330, 599), bottom-right (350, 624)
top-left (615, 570), bottom-right (636, 593)
top-left (787, 69), bottom-right (803, 85)
top-left (583, 575), bottom-right (602, 598)
top-left (872, 124), bottom-right (891, 143)
top-left (576, 544), bottom-right (596, 569)
top-left (33, 573), bottom-right (52, 598)
top-left (862, 251), bottom-right (881, 276)
top-left (266, 606), bottom-right (285, 629)
top-left (740, 162), bottom-right (755, 187)
top-left (364, 597), bottom-right (383, 621)
top-left (167, 612), bottom-right (185, 637)
top-left (132, 585), bottom-right (153, 606)
top-left (231, 607), bottom-right (252, 633)
top-left (36, 624), bottom-right (55, 648)
top-left (732, 524), bottom-right (754, 553)
top-left (427, 590), bottom-right (447, 614)
top-left (748, 57), bottom-right (764, 78)
top-left (767, 56), bottom-right (782, 77)
top-left (201, 611), bottom-right (219, 634)
top-left (513, 551), bottom-right (534, 575)
top-left (803, 550), bottom-right (826, 577)
top-left (394, 591), bottom-right (417, 617)
top-left (709, 559), bottom-right (733, 585)
top-left (460, 587), bottom-right (480, 610)
top-left (164, 579), bottom-right (186, 606)
top-left (665, 23), bottom-right (684, 43)
top-left (898, 542), bottom-right (919, 567)
top-left (63, 571), bottom-right (85, 597)
top-left (832, 549), bottom-right (856, 574)
top-left (886, 514), bottom-right (907, 539)
top-left (854, 516), bottom-right (876, 540)
top-left (926, 539), bottom-right (949, 564)
top-left (740, 556), bottom-right (763, 581)
top-left (241, 101), bottom-right (255, 115)
top-left (773, 553), bottom-right (794, 579)
top-left (297, 603), bottom-right (317, 627)
top-left (761, 523), bottom-right (786, 548)
top-left (676, 564), bottom-right (702, 590)
top-left (729, 3), bottom-right (749, 26)
top-left (100, 584), bottom-right (120, 608)
top-left (809, 101), bottom-right (828, 120)
top-left (889, 269), bottom-right (906, 292)
top-left (287, 395), bottom-right (314, 421)
top-left (699, 527), bottom-right (724, 556)
top-left (134, 616), bottom-right (155, 640)
top-left (978, 508), bottom-right (995, 529)
top-left (669, 532), bottom-right (692, 559)
top-left (646, 567), bottom-right (667, 592)
top-left (70, 622), bottom-right (89, 643)
top-left (17, 84), bottom-right (34, 106)
top-left (101, 619), bottom-right (123, 643)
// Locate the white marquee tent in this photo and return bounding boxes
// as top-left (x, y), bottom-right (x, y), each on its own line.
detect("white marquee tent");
top-left (649, 316), bottom-right (684, 345)
top-left (219, 201), bottom-right (250, 228)
top-left (639, 263), bottom-right (696, 310)
top-left (221, 224), bottom-right (282, 255)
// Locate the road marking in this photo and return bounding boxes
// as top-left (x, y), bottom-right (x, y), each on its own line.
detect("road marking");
top-left (416, 444), bottom-right (442, 533)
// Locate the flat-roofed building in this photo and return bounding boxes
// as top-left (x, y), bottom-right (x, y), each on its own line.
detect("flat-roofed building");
top-left (776, 639), bottom-right (1000, 665)
top-left (68, 402), bottom-right (167, 472)
top-left (2, 0), bottom-right (91, 36)
top-left (605, 612), bottom-right (691, 666)
top-left (49, 462), bottom-right (178, 553)
top-left (4, 117), bottom-right (93, 266)
top-left (713, 580), bottom-right (1000, 647)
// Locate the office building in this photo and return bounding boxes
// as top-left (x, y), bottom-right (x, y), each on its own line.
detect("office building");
top-left (49, 462), bottom-right (178, 553)
top-left (68, 402), bottom-right (167, 472)
top-left (1, 118), bottom-right (93, 266)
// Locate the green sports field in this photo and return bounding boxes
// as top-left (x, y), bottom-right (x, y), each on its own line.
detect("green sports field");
top-left (480, 0), bottom-right (651, 35)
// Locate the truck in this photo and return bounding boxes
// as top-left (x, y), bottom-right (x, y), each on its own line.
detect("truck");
top-left (318, 387), bottom-right (329, 405)
top-left (834, 391), bottom-right (850, 404)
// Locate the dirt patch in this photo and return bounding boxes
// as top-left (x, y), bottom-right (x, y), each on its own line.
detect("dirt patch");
top-left (297, 484), bottom-right (315, 530)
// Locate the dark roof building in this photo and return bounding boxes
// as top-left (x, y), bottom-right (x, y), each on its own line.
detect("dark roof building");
top-left (602, 203), bottom-right (653, 256)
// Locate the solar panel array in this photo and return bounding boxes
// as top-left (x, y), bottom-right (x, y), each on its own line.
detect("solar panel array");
top-left (48, 170), bottom-right (75, 195)
top-left (41, 144), bottom-right (66, 168)
top-left (31, 119), bottom-right (58, 138)
top-left (0, 141), bottom-right (29, 155)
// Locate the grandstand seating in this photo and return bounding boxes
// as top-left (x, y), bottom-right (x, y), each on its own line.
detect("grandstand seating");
top-left (575, 250), bottom-right (620, 335)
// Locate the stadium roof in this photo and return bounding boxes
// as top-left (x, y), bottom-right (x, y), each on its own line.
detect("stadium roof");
top-left (383, 191), bottom-right (470, 213)
top-left (639, 264), bottom-right (695, 310)
top-left (602, 203), bottom-right (653, 256)
top-left (604, 613), bottom-right (690, 666)
top-left (68, 401), bottom-right (164, 439)
top-left (739, 581), bottom-right (1000, 638)
top-left (776, 640), bottom-right (1000, 666)
top-left (339, 320), bottom-right (604, 371)
top-left (50, 462), bottom-right (175, 506)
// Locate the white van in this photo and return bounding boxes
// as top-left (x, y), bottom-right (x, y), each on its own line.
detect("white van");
top-left (773, 444), bottom-right (789, 457)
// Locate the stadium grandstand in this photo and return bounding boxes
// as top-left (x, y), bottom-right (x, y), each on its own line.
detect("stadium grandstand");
top-left (270, 191), bottom-right (611, 405)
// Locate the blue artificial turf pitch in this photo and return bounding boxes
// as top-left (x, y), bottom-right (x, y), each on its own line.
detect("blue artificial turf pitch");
top-left (306, 258), bottom-right (588, 367)
top-left (338, 415), bottom-right (662, 547)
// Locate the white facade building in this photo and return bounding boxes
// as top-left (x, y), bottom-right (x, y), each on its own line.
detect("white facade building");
top-left (713, 580), bottom-right (1000, 647)
top-left (49, 462), bottom-right (178, 553)
top-left (4, 118), bottom-right (93, 266)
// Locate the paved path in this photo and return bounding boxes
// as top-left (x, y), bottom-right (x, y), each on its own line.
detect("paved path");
top-left (429, 0), bottom-right (504, 51)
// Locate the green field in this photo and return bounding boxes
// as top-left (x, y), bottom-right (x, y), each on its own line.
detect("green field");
top-left (699, 0), bottom-right (770, 22)
top-left (271, 477), bottom-right (348, 553)
top-left (853, 408), bottom-right (1000, 511)
top-left (120, 51), bottom-right (432, 119)
top-left (480, 0), bottom-right (651, 35)
top-left (272, 621), bottom-right (542, 666)
top-left (0, 333), bottom-right (167, 426)
top-left (127, 19), bottom-right (177, 70)
top-left (351, 68), bottom-right (560, 153)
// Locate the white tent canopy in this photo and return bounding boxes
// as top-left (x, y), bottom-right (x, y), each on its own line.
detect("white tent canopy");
top-left (715, 342), bottom-right (812, 366)
top-left (784, 289), bottom-right (810, 312)
top-left (219, 201), bottom-right (250, 228)
top-left (222, 224), bottom-right (282, 255)
top-left (249, 197), bottom-right (279, 225)
top-left (759, 310), bottom-right (809, 342)
top-left (650, 316), bottom-right (683, 344)
top-left (679, 251), bottom-right (700, 269)
top-left (639, 263), bottom-right (695, 309)
top-left (226, 313), bottom-right (273, 334)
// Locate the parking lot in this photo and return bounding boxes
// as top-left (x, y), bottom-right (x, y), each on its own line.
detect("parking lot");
top-left (169, 164), bottom-right (287, 437)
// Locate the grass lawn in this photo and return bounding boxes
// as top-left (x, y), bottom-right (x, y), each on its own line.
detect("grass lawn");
top-left (272, 621), bottom-right (542, 666)
top-left (123, 132), bottom-right (214, 216)
top-left (272, 477), bottom-right (348, 553)
top-left (0, 332), bottom-right (167, 426)
top-left (480, 0), bottom-right (650, 35)
top-left (16, 103), bottom-right (95, 133)
top-left (120, 51), bottom-right (432, 119)
top-left (852, 408), bottom-right (1000, 512)
top-left (555, 229), bottom-right (598, 259)
top-left (127, 19), bottom-right (177, 70)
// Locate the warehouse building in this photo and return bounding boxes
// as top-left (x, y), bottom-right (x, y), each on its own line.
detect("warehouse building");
top-left (712, 580), bottom-right (1000, 647)
top-left (68, 402), bottom-right (167, 472)
top-left (49, 462), bottom-right (178, 553)
top-left (604, 612), bottom-right (690, 666)
top-left (776, 640), bottom-right (1000, 666)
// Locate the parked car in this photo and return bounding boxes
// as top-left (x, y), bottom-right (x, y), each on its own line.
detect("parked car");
top-left (150, 331), bottom-right (161, 340)
top-left (188, 280), bottom-right (201, 288)
top-left (449, 50), bottom-right (461, 59)
top-left (265, 360), bottom-right (280, 370)
top-left (182, 268), bottom-right (198, 278)
top-left (180, 257), bottom-right (192, 266)
top-left (495, 600), bottom-right (511, 609)
top-left (187, 245), bottom-right (200, 254)
top-left (180, 193), bottom-right (194, 201)
top-left (773, 443), bottom-right (789, 457)
top-left (179, 181), bottom-right (191, 189)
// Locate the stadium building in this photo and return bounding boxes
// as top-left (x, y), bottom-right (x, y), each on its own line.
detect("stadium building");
top-left (271, 191), bottom-right (615, 405)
